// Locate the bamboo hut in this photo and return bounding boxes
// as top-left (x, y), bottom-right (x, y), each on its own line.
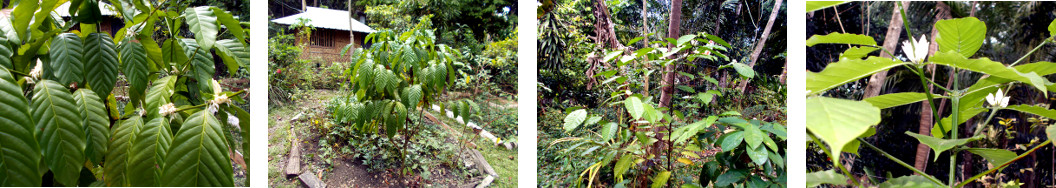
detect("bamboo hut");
top-left (271, 6), bottom-right (374, 63)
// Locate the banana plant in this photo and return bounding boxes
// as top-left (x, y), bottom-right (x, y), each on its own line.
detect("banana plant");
top-left (334, 25), bottom-right (462, 174)
top-left (806, 3), bottom-right (1056, 187)
top-left (0, 0), bottom-right (249, 186)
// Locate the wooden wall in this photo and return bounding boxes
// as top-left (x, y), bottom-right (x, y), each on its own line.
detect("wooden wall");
top-left (295, 28), bottom-right (367, 64)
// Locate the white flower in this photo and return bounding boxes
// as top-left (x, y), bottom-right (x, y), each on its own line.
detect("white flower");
top-left (986, 89), bottom-right (1010, 108)
top-left (901, 35), bottom-right (930, 63)
top-left (158, 103), bottom-right (177, 117)
top-left (29, 60), bottom-right (42, 79)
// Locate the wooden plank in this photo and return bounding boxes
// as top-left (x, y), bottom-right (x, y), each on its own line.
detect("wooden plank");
top-left (475, 175), bottom-right (495, 188)
top-left (285, 141), bottom-right (301, 176)
top-left (299, 172), bottom-right (326, 188)
top-left (468, 149), bottom-right (499, 177)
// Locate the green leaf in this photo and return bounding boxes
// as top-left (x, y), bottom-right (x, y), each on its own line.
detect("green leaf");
top-left (905, 132), bottom-right (981, 161)
top-left (933, 108), bottom-right (986, 138)
top-left (625, 96), bottom-right (644, 120)
top-left (964, 148), bottom-right (1016, 167)
top-left (104, 116), bottom-right (143, 186)
top-left (213, 39), bottom-right (248, 73)
top-left (120, 41), bottom-right (151, 104)
top-left (180, 39), bottom-right (216, 95)
top-left (746, 145), bottom-right (769, 165)
top-left (73, 89), bottom-right (109, 164)
top-left (210, 7), bottom-right (246, 44)
top-left (0, 68), bottom-right (42, 186)
top-left (935, 17), bottom-right (986, 57)
top-left (614, 154), bottom-right (633, 181)
top-left (49, 33), bottom-right (85, 85)
top-left (806, 97), bottom-right (880, 163)
top-left (840, 46), bottom-right (879, 60)
top-left (864, 92), bottom-right (944, 109)
top-left (1048, 125), bottom-right (1056, 143)
top-left (401, 84), bottom-right (423, 108)
top-left (676, 35), bottom-right (696, 46)
top-left (877, 175), bottom-right (943, 188)
top-left (699, 161), bottom-right (722, 185)
top-left (0, 37), bottom-right (13, 69)
top-left (602, 51), bottom-right (623, 63)
top-left (162, 38), bottom-right (188, 66)
top-left (715, 169), bottom-right (747, 186)
top-left (84, 33), bottom-right (120, 99)
top-left (741, 121), bottom-right (764, 149)
top-left (806, 1), bottom-right (848, 12)
top-left (129, 117), bottom-right (172, 186)
top-left (720, 131), bottom-right (743, 152)
top-left (31, 80), bottom-right (85, 186)
top-left (182, 6), bottom-right (219, 50)
top-left (806, 33), bottom-right (877, 47)
top-left (650, 171), bottom-right (671, 188)
top-left (601, 122), bottom-right (618, 141)
top-left (676, 85), bottom-right (695, 93)
top-left (1006, 105), bottom-right (1056, 120)
top-left (563, 109), bottom-right (587, 132)
top-left (162, 111), bottom-right (234, 186)
top-left (1049, 19), bottom-right (1056, 38)
top-left (929, 51), bottom-right (1049, 95)
top-left (10, 0), bottom-right (37, 42)
top-left (730, 61), bottom-right (755, 78)
top-left (807, 57), bottom-right (908, 95)
top-left (806, 170), bottom-right (849, 187)
top-left (145, 76), bottom-right (176, 118)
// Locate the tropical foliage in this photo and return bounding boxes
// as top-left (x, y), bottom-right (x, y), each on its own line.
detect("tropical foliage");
top-left (806, 2), bottom-right (1056, 187)
top-left (0, 0), bottom-right (249, 186)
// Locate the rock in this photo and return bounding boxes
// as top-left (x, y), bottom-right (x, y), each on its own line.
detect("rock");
top-left (299, 172), bottom-right (326, 188)
top-left (503, 142), bottom-right (513, 150)
top-left (285, 142), bottom-right (301, 176)
top-left (475, 175), bottom-right (495, 188)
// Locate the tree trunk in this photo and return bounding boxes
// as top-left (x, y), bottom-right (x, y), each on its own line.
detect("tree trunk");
top-left (915, 1), bottom-right (952, 174)
top-left (657, 0), bottom-right (681, 109)
top-left (592, 0), bottom-right (621, 49)
top-left (641, 0), bottom-right (651, 97)
top-left (862, 1), bottom-right (907, 99)
top-left (348, 0), bottom-right (356, 53)
top-left (301, 0), bottom-right (307, 11)
top-left (736, 0), bottom-right (783, 93)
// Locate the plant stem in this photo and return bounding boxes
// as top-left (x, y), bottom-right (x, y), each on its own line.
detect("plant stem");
top-left (916, 66), bottom-right (947, 135)
top-left (1010, 39), bottom-right (1050, 67)
top-left (808, 130), bottom-right (859, 186)
top-left (906, 65), bottom-right (954, 93)
top-left (955, 140), bottom-right (1053, 187)
top-left (949, 72), bottom-right (961, 186)
top-left (859, 138), bottom-right (948, 187)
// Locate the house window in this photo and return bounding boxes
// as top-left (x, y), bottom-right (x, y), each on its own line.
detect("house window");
top-left (311, 29), bottom-right (334, 47)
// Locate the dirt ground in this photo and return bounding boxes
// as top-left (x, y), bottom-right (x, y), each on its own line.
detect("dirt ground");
top-left (269, 89), bottom-right (514, 188)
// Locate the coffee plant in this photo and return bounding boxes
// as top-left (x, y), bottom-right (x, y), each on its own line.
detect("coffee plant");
top-left (807, 3), bottom-right (1056, 187)
top-left (329, 24), bottom-right (464, 174)
top-left (0, 0), bottom-right (249, 186)
top-left (552, 33), bottom-right (787, 187)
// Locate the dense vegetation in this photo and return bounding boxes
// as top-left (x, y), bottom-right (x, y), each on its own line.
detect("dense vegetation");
top-left (267, 0), bottom-right (518, 187)
top-left (0, 0), bottom-right (250, 186)
top-left (807, 1), bottom-right (1056, 187)
top-left (538, 0), bottom-right (786, 187)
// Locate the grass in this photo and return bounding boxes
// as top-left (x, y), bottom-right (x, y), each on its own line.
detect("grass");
top-left (428, 108), bottom-right (519, 187)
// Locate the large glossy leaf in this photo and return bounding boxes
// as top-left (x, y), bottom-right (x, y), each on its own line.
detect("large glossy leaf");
top-left (933, 108), bottom-right (986, 138)
top-left (31, 80), bottom-right (85, 186)
top-left (877, 175), bottom-right (943, 188)
top-left (210, 7), bottom-right (246, 44)
top-left (563, 109), bottom-right (587, 132)
top-left (807, 57), bottom-right (908, 95)
top-left (49, 33), bottom-right (84, 85)
top-left (935, 17), bottom-right (986, 57)
top-left (746, 145), bottom-right (768, 165)
top-left (129, 117), bottom-right (173, 186)
top-left (806, 1), bottom-right (848, 12)
top-left (729, 61), bottom-right (755, 78)
top-left (84, 33), bottom-right (120, 99)
top-left (650, 171), bottom-right (671, 188)
top-left (806, 170), bottom-right (848, 187)
top-left (613, 154), bottom-right (634, 181)
top-left (120, 41), bottom-right (151, 104)
top-left (864, 92), bottom-right (944, 109)
top-left (720, 131), bottom-right (743, 152)
top-left (401, 84), bottom-right (422, 108)
top-left (807, 97), bottom-right (880, 162)
top-left (1006, 105), bottom-right (1056, 119)
top-left (0, 68), bottom-right (42, 186)
top-left (10, 0), bottom-right (37, 41)
top-left (182, 6), bottom-right (219, 50)
top-left (73, 89), bottom-right (108, 164)
top-left (214, 39), bottom-right (248, 72)
top-left (1049, 125), bottom-right (1056, 143)
top-left (162, 38), bottom-right (189, 66)
top-left (162, 111), bottom-right (234, 186)
top-left (965, 148), bottom-right (1016, 167)
top-left (0, 37), bottom-right (13, 69)
top-left (741, 121), bottom-right (764, 149)
top-left (929, 51), bottom-right (1049, 94)
top-left (839, 46), bottom-right (879, 60)
top-left (714, 169), bottom-right (747, 186)
top-left (180, 39), bottom-right (215, 94)
top-left (625, 96), bottom-right (644, 120)
top-left (145, 76), bottom-right (176, 118)
top-left (806, 33), bottom-right (877, 47)
top-left (104, 116), bottom-right (143, 186)
top-left (906, 132), bottom-right (981, 161)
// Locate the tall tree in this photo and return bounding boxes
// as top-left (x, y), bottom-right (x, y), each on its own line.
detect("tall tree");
top-left (861, 1), bottom-right (907, 98)
top-left (349, 0), bottom-right (356, 54)
top-left (641, 0), bottom-right (651, 97)
top-left (737, 0), bottom-right (783, 93)
top-left (658, 0), bottom-right (681, 109)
